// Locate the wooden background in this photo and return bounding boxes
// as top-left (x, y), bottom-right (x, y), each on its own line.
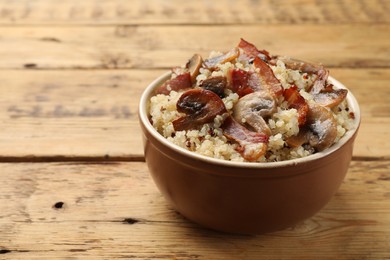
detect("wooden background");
top-left (0, 0), bottom-right (389, 259)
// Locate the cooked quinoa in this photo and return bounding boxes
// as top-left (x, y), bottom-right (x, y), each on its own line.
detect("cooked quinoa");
top-left (148, 40), bottom-right (355, 162)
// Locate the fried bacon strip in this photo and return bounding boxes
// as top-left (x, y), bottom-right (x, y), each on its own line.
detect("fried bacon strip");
top-left (253, 57), bottom-right (284, 97)
top-left (229, 69), bottom-right (255, 97)
top-left (221, 116), bottom-right (268, 161)
top-left (155, 72), bottom-right (192, 95)
top-left (238, 38), bottom-right (271, 62)
top-left (283, 86), bottom-right (309, 127)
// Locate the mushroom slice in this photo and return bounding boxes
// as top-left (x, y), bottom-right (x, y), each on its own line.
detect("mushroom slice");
top-left (172, 89), bottom-right (227, 131)
top-left (285, 128), bottom-right (310, 148)
top-left (203, 47), bottom-right (240, 69)
top-left (186, 54), bottom-right (203, 83)
top-left (222, 116), bottom-right (268, 161)
top-left (306, 103), bottom-right (337, 151)
top-left (233, 91), bottom-right (276, 136)
top-left (199, 76), bottom-right (227, 98)
top-left (253, 57), bottom-right (284, 97)
top-left (313, 88), bottom-right (348, 108)
top-left (155, 72), bottom-right (192, 95)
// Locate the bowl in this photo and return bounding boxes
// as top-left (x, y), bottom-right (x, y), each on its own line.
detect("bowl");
top-left (138, 72), bottom-right (361, 234)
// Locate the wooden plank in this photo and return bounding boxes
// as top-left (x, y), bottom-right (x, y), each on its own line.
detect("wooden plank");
top-left (0, 69), bottom-right (165, 160)
top-left (331, 68), bottom-right (390, 160)
top-left (0, 0), bottom-right (388, 25)
top-left (0, 68), bottom-right (388, 160)
top-left (0, 161), bottom-right (389, 258)
top-left (0, 24), bottom-right (388, 70)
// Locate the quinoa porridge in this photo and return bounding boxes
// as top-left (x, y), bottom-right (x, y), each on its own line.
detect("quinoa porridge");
top-left (148, 39), bottom-right (356, 162)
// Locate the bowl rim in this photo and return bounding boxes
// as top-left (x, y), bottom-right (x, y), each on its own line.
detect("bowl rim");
top-left (139, 71), bottom-right (361, 169)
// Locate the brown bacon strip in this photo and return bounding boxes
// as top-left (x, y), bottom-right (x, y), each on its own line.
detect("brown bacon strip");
top-left (283, 86), bottom-right (309, 127)
top-left (238, 38), bottom-right (271, 62)
top-left (221, 116), bottom-right (268, 161)
top-left (253, 57), bottom-right (284, 97)
top-left (229, 69), bottom-right (255, 97)
top-left (155, 73), bottom-right (192, 95)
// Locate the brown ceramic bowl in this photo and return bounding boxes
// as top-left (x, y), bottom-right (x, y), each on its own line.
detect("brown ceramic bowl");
top-left (139, 72), bottom-right (361, 234)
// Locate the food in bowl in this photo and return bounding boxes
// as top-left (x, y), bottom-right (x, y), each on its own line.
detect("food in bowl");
top-left (148, 38), bottom-right (356, 163)
top-left (139, 39), bottom-right (361, 234)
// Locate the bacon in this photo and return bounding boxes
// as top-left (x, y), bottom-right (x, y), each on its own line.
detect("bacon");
top-left (283, 86), bottom-right (309, 127)
top-left (221, 116), bottom-right (268, 161)
top-left (238, 38), bottom-right (271, 62)
top-left (155, 73), bottom-right (192, 95)
top-left (229, 69), bottom-right (255, 97)
top-left (253, 57), bottom-right (284, 97)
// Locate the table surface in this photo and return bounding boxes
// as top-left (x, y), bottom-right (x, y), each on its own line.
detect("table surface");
top-left (0, 0), bottom-right (389, 259)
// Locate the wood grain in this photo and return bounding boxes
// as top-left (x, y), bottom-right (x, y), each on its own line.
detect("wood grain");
top-left (0, 68), bottom-right (388, 160)
top-left (0, 69), bottom-right (163, 160)
top-left (0, 0), bottom-right (389, 25)
top-left (0, 161), bottom-right (389, 259)
top-left (0, 0), bottom-right (388, 259)
top-left (0, 24), bottom-right (388, 70)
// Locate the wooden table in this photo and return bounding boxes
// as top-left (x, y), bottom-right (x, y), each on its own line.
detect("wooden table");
top-left (0, 1), bottom-right (389, 259)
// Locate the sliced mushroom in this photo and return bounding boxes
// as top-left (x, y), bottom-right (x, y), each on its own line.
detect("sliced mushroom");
top-left (313, 88), bottom-right (348, 108)
top-left (285, 104), bottom-right (337, 151)
top-left (199, 76), bottom-right (227, 98)
top-left (285, 127), bottom-right (310, 148)
top-left (233, 91), bottom-right (276, 136)
top-left (186, 54), bottom-right (203, 83)
top-left (203, 47), bottom-right (240, 69)
top-left (172, 89), bottom-right (227, 131)
top-left (221, 116), bottom-right (268, 161)
top-left (306, 103), bottom-right (337, 151)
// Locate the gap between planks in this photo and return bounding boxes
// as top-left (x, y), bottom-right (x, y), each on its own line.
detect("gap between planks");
top-left (4, 64), bottom-right (390, 70)
top-left (0, 155), bottom-right (387, 163)
top-left (0, 155), bottom-right (144, 163)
